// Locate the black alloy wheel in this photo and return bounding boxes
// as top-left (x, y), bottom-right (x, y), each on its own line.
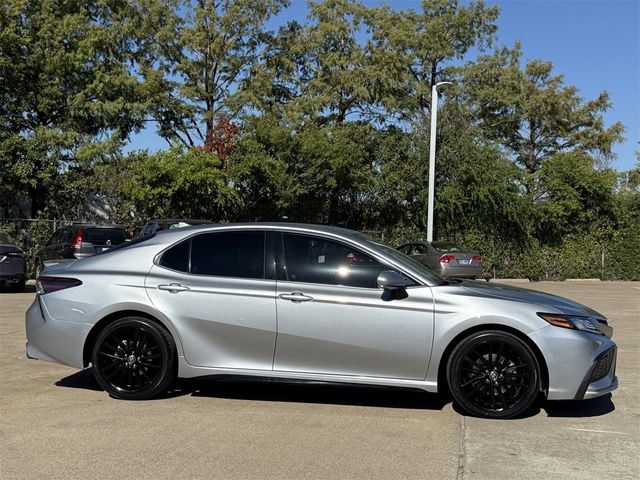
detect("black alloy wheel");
top-left (447, 330), bottom-right (540, 419)
top-left (92, 317), bottom-right (177, 400)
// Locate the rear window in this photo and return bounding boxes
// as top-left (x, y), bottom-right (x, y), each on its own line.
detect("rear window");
top-left (431, 242), bottom-right (462, 252)
top-left (0, 231), bottom-right (13, 244)
top-left (86, 228), bottom-right (126, 245)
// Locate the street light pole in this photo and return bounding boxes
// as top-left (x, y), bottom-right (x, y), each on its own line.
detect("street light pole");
top-left (427, 81), bottom-right (453, 243)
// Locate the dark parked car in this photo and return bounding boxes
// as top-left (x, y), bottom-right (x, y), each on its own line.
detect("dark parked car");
top-left (0, 231), bottom-right (26, 291)
top-left (397, 241), bottom-right (483, 279)
top-left (141, 219), bottom-right (213, 237)
top-left (34, 224), bottom-right (127, 277)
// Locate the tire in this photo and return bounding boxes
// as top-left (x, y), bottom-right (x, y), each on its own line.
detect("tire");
top-left (92, 317), bottom-right (177, 400)
top-left (447, 330), bottom-right (540, 419)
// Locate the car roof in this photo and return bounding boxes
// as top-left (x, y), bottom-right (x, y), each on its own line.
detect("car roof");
top-left (146, 219), bottom-right (213, 224)
top-left (154, 222), bottom-right (369, 243)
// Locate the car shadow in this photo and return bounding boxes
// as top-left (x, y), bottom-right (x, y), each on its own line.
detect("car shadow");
top-left (55, 368), bottom-right (103, 391)
top-left (543, 394), bottom-right (615, 417)
top-left (56, 369), bottom-right (447, 410)
top-left (55, 369), bottom-right (615, 417)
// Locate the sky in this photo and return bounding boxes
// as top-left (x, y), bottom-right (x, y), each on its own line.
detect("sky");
top-left (127, 0), bottom-right (640, 171)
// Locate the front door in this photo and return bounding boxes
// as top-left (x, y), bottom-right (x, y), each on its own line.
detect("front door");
top-left (273, 232), bottom-right (434, 380)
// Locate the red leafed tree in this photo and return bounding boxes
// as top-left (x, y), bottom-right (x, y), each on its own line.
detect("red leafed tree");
top-left (199, 116), bottom-right (240, 167)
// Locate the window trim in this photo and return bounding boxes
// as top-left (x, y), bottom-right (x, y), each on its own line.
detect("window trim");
top-left (276, 231), bottom-right (420, 290)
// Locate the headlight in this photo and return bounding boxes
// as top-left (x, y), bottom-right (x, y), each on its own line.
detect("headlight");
top-left (537, 313), bottom-right (604, 335)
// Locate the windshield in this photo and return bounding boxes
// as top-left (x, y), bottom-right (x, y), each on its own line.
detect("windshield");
top-left (0, 231), bottom-right (13, 244)
top-left (371, 242), bottom-right (448, 285)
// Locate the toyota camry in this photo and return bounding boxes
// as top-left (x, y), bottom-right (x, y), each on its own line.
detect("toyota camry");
top-left (25, 223), bottom-right (617, 418)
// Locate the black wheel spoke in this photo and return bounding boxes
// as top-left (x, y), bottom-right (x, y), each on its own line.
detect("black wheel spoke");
top-left (96, 323), bottom-right (165, 394)
top-left (471, 349), bottom-right (491, 369)
top-left (461, 375), bottom-right (483, 388)
top-left (498, 388), bottom-right (509, 409)
top-left (99, 352), bottom-right (121, 360)
top-left (455, 337), bottom-right (536, 415)
top-left (139, 361), bottom-right (160, 369)
top-left (140, 353), bottom-right (161, 360)
top-left (502, 364), bottom-right (527, 371)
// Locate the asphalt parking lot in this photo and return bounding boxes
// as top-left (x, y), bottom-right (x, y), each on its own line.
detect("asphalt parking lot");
top-left (1, 281), bottom-right (638, 479)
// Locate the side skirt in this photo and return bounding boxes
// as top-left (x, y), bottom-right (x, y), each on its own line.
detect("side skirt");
top-left (177, 356), bottom-right (438, 393)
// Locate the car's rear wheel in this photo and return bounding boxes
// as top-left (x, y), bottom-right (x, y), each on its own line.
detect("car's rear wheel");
top-left (92, 317), bottom-right (177, 400)
top-left (447, 330), bottom-right (540, 419)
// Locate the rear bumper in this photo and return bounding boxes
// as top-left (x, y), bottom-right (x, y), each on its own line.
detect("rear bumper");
top-left (439, 264), bottom-right (483, 278)
top-left (25, 296), bottom-right (90, 368)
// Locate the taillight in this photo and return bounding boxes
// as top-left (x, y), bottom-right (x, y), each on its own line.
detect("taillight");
top-left (472, 255), bottom-right (482, 262)
top-left (439, 254), bottom-right (455, 264)
top-left (36, 276), bottom-right (82, 294)
top-left (70, 227), bottom-right (84, 249)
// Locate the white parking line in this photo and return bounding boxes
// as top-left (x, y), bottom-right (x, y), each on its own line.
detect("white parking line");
top-left (567, 427), bottom-right (627, 435)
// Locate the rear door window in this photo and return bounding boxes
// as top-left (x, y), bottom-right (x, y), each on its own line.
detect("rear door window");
top-left (190, 231), bottom-right (265, 279)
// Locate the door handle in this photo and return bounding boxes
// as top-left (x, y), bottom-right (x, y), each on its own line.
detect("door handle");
top-left (158, 283), bottom-right (190, 293)
top-left (279, 292), bottom-right (314, 303)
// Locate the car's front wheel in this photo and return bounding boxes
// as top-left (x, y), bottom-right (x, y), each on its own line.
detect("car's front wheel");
top-left (92, 317), bottom-right (177, 400)
top-left (447, 330), bottom-right (540, 418)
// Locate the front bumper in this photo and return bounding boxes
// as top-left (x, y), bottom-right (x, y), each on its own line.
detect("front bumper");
top-left (576, 346), bottom-right (617, 400)
top-left (25, 296), bottom-right (91, 368)
top-left (528, 325), bottom-right (618, 401)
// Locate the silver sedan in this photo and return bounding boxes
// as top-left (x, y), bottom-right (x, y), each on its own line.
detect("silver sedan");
top-left (25, 223), bottom-right (617, 418)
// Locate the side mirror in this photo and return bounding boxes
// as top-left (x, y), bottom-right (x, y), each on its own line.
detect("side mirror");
top-left (377, 270), bottom-right (412, 290)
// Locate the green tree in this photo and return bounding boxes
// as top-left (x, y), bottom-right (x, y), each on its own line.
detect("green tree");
top-left (124, 148), bottom-right (240, 220)
top-left (464, 45), bottom-right (625, 174)
top-left (365, 0), bottom-right (499, 120)
top-left (0, 0), bottom-right (149, 216)
top-left (135, 0), bottom-right (287, 147)
top-left (250, 0), bottom-right (382, 125)
top-left (229, 114), bottom-right (377, 225)
top-left (533, 152), bottom-right (617, 243)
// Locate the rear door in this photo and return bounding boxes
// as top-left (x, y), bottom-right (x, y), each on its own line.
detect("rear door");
top-left (273, 232), bottom-right (434, 380)
top-left (145, 229), bottom-right (277, 370)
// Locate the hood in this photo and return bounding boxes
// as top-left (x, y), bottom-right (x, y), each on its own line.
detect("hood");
top-left (459, 280), bottom-right (605, 319)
